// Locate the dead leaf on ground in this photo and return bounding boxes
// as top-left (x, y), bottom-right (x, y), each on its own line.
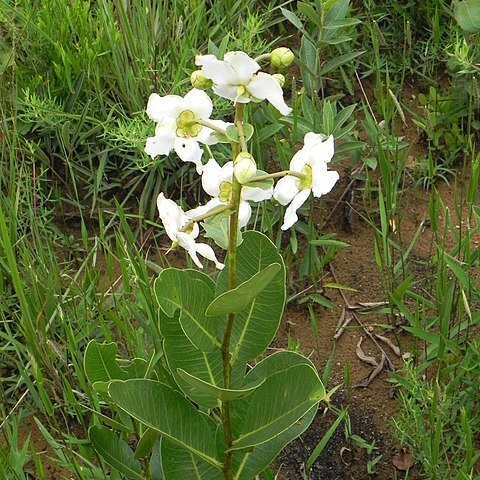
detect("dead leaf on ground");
top-left (375, 334), bottom-right (401, 356)
top-left (355, 352), bottom-right (386, 388)
top-left (334, 307), bottom-right (354, 340)
top-left (392, 448), bottom-right (414, 471)
top-left (355, 336), bottom-right (378, 367)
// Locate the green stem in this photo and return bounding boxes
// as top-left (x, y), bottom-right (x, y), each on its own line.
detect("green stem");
top-left (221, 103), bottom-right (244, 480)
top-left (179, 203), bottom-right (232, 233)
top-left (197, 118), bottom-right (228, 135)
top-left (247, 170), bottom-right (306, 183)
top-left (235, 117), bottom-right (249, 153)
top-left (254, 53), bottom-right (271, 63)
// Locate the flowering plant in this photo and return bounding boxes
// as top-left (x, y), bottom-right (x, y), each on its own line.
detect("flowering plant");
top-left (85, 48), bottom-right (339, 480)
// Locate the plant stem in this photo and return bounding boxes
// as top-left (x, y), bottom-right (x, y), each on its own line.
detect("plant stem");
top-left (197, 118), bottom-right (228, 135)
top-left (221, 103), bottom-right (244, 480)
top-left (247, 170), bottom-right (306, 183)
top-left (179, 203), bottom-right (232, 233)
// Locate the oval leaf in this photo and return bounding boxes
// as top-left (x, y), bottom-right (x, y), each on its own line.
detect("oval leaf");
top-left (177, 368), bottom-right (264, 402)
top-left (233, 406), bottom-right (317, 479)
top-left (84, 341), bottom-right (128, 386)
top-left (215, 231), bottom-right (286, 363)
top-left (206, 263), bottom-right (281, 317)
top-left (160, 438), bottom-right (223, 480)
top-left (134, 428), bottom-right (158, 460)
top-left (225, 123), bottom-right (254, 143)
top-left (89, 425), bottom-right (143, 479)
top-left (154, 268), bottom-right (221, 352)
top-left (231, 364), bottom-right (325, 450)
top-left (109, 379), bottom-right (221, 468)
top-left (455, 0), bottom-right (480, 32)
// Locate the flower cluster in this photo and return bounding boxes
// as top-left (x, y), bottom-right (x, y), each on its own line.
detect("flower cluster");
top-left (146, 50), bottom-right (339, 269)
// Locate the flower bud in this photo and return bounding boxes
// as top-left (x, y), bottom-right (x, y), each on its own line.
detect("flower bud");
top-left (190, 70), bottom-right (212, 90)
top-left (234, 152), bottom-right (257, 184)
top-left (270, 47), bottom-right (295, 68)
top-left (272, 73), bottom-right (286, 87)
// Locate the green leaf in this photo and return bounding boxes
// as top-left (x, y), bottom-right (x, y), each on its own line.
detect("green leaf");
top-left (215, 231), bottom-right (286, 363)
top-left (206, 263), bottom-right (281, 317)
top-left (281, 7), bottom-right (308, 36)
top-left (320, 51), bottom-right (365, 75)
top-left (203, 216), bottom-right (241, 250)
top-left (161, 313), bottom-right (225, 408)
top-left (160, 438), bottom-right (223, 480)
top-left (89, 425), bottom-right (143, 479)
top-left (257, 124), bottom-right (283, 143)
top-left (231, 363), bottom-right (325, 450)
top-left (299, 35), bottom-right (319, 97)
top-left (84, 341), bottom-right (128, 388)
top-left (299, 292), bottom-right (337, 310)
top-left (455, 0), bottom-right (480, 32)
top-left (109, 379), bottom-right (222, 468)
top-left (323, 282), bottom-right (358, 292)
top-left (242, 350), bottom-right (318, 382)
top-left (233, 406), bottom-right (317, 479)
top-left (177, 369), bottom-right (264, 402)
top-left (310, 238), bottom-right (350, 248)
top-left (120, 358), bottom-right (149, 379)
top-left (225, 123), bottom-right (254, 143)
top-left (154, 268), bottom-right (221, 351)
top-left (444, 254), bottom-right (475, 293)
top-left (134, 428), bottom-right (158, 460)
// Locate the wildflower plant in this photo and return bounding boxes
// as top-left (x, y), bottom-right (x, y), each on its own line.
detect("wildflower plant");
top-left (84, 48), bottom-right (339, 479)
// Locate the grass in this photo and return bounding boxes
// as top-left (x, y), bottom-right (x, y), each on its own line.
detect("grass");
top-left (1, 0), bottom-right (479, 478)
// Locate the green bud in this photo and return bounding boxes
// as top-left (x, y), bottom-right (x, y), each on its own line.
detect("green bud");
top-left (272, 73), bottom-right (286, 87)
top-left (234, 152), bottom-right (257, 184)
top-left (270, 47), bottom-right (295, 68)
top-left (190, 70), bottom-right (212, 90)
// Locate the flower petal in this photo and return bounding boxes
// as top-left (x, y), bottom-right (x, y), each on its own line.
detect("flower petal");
top-left (273, 175), bottom-right (300, 206)
top-left (212, 84), bottom-right (241, 102)
top-left (289, 147), bottom-right (310, 173)
top-left (248, 72), bottom-right (292, 116)
top-left (196, 54), bottom-right (237, 85)
top-left (157, 193), bottom-right (186, 241)
top-left (242, 185), bottom-right (273, 202)
top-left (176, 232), bottom-right (204, 269)
top-left (281, 188), bottom-right (311, 230)
top-left (224, 51), bottom-right (260, 84)
top-left (146, 93), bottom-right (183, 121)
top-left (146, 93), bottom-right (163, 122)
top-left (173, 136), bottom-right (203, 174)
top-left (186, 197), bottom-right (223, 219)
top-left (145, 134), bottom-right (173, 159)
top-left (238, 200), bottom-right (252, 229)
top-left (305, 133), bottom-right (335, 164)
top-left (184, 88), bottom-right (213, 120)
top-left (219, 161), bottom-right (234, 183)
top-left (311, 168), bottom-right (339, 198)
top-left (201, 158), bottom-right (222, 197)
top-left (195, 243), bottom-right (225, 270)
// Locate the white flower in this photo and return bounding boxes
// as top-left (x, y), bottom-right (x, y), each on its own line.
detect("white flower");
top-left (145, 88), bottom-right (227, 174)
top-left (195, 51), bottom-right (292, 116)
top-left (187, 158), bottom-right (273, 229)
top-left (157, 193), bottom-right (224, 270)
top-left (273, 133), bottom-right (339, 230)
